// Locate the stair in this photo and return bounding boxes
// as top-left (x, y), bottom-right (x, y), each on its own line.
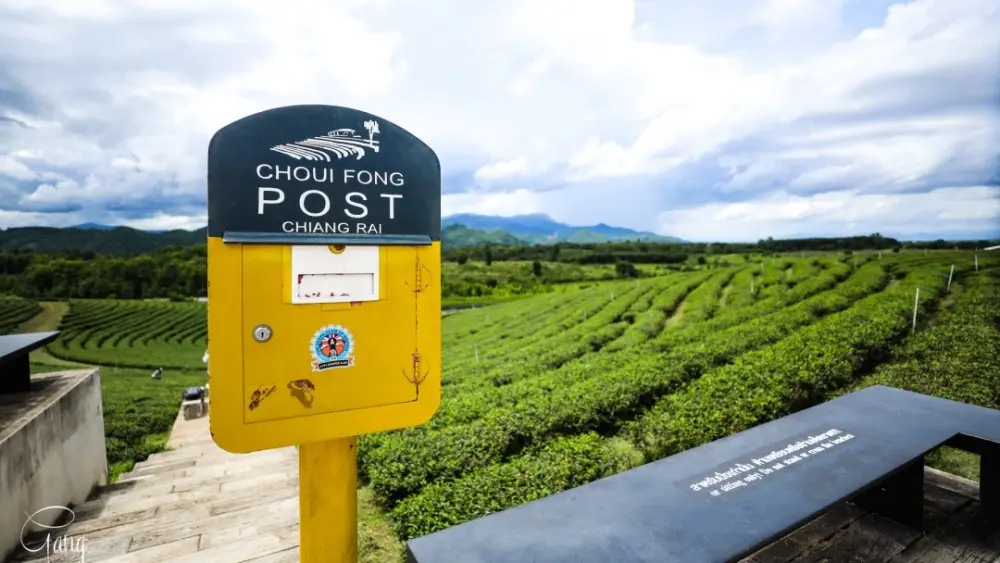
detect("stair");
top-left (9, 409), bottom-right (301, 562)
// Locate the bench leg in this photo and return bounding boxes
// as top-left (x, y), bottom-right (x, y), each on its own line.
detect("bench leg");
top-left (0, 354), bottom-right (31, 395)
top-left (853, 457), bottom-right (924, 531)
top-left (973, 445), bottom-right (999, 538)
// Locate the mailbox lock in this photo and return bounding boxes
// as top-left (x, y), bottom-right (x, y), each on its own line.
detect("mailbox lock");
top-left (252, 324), bottom-right (273, 343)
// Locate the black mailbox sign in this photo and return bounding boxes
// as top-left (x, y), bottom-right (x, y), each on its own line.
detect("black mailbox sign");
top-left (208, 105), bottom-right (441, 244)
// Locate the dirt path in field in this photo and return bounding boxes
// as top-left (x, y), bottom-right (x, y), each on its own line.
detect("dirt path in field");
top-left (16, 301), bottom-right (89, 367)
top-left (924, 279), bottom-right (962, 328)
top-left (665, 298), bottom-right (688, 328)
top-left (718, 282), bottom-right (734, 308)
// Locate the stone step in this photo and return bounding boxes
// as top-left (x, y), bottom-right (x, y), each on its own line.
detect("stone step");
top-left (101, 523), bottom-right (300, 563)
top-left (139, 451), bottom-right (221, 466)
top-left (76, 466), bottom-right (298, 520)
top-left (140, 442), bottom-right (293, 466)
top-left (121, 451), bottom-right (294, 483)
top-left (10, 406), bottom-right (303, 562)
top-left (243, 547), bottom-right (299, 563)
top-left (117, 458), bottom-right (197, 480)
top-left (117, 461), bottom-right (297, 488)
top-left (14, 505), bottom-right (299, 563)
top-left (132, 447), bottom-right (293, 473)
top-left (64, 473), bottom-right (299, 538)
top-left (176, 524), bottom-right (299, 563)
top-left (74, 495), bottom-right (299, 558)
top-left (15, 488), bottom-right (299, 561)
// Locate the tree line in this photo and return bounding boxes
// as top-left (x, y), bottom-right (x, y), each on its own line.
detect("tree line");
top-left (442, 234), bottom-right (914, 264)
top-left (0, 246), bottom-right (206, 300)
top-left (0, 233), bottom-right (991, 300)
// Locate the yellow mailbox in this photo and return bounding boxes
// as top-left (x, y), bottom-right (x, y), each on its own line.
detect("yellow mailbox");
top-left (206, 104), bottom-right (442, 454)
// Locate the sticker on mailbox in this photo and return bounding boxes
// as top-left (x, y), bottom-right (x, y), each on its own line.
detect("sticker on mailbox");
top-left (310, 324), bottom-right (356, 371)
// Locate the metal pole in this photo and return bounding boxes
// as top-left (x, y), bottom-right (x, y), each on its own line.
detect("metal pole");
top-left (947, 265), bottom-right (955, 291)
top-left (299, 437), bottom-right (357, 562)
top-left (912, 287), bottom-right (920, 334)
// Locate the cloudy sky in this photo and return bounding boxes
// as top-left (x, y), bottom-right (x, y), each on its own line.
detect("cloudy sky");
top-left (1, 0), bottom-right (998, 242)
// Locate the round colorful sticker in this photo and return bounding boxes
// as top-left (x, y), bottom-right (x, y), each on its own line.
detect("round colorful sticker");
top-left (310, 324), bottom-right (355, 372)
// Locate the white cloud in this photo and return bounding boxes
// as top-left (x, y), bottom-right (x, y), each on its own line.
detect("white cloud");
top-left (122, 212), bottom-right (208, 232)
top-left (0, 209), bottom-right (63, 228)
top-left (0, 155), bottom-right (36, 181)
top-left (474, 156), bottom-right (531, 182)
top-left (442, 189), bottom-right (543, 217)
top-left (657, 186), bottom-right (1000, 241)
top-left (0, 0), bottom-right (997, 239)
top-left (749, 0), bottom-right (849, 32)
top-left (562, 0), bottom-right (1000, 186)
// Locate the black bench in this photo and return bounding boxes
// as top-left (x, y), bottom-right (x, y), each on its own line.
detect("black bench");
top-left (0, 331), bottom-right (60, 395)
top-left (405, 385), bottom-right (1000, 563)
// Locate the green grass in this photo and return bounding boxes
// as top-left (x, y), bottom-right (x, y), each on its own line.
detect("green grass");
top-left (441, 260), bottom-right (660, 301)
top-left (0, 295), bottom-right (41, 333)
top-left (926, 447), bottom-right (981, 482)
top-left (844, 266), bottom-right (1000, 481)
top-left (100, 367), bottom-right (206, 481)
top-left (441, 276), bottom-right (615, 310)
top-left (9, 250), bottom-right (992, 561)
top-left (366, 252), bottom-right (991, 540)
top-left (17, 301), bottom-right (86, 366)
top-left (49, 299), bottom-right (207, 369)
top-left (358, 487), bottom-right (405, 563)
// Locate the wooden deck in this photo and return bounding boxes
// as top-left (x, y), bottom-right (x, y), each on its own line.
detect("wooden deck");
top-left (742, 468), bottom-right (999, 563)
top-left (6, 409), bottom-right (998, 562)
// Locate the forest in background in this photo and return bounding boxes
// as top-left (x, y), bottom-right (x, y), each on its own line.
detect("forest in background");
top-left (0, 231), bottom-right (993, 301)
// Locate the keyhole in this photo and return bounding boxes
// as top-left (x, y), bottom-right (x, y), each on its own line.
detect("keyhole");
top-left (253, 324), bottom-right (272, 343)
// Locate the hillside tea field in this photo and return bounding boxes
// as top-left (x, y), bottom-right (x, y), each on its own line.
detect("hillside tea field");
top-left (4, 250), bottom-right (997, 545)
top-left (49, 299), bottom-right (208, 369)
top-left (0, 295), bottom-right (41, 333)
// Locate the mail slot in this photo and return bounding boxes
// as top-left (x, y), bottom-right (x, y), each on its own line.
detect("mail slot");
top-left (291, 245), bottom-right (379, 303)
top-left (206, 104), bottom-right (442, 453)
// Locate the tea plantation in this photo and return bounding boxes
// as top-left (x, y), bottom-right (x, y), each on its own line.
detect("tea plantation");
top-left (3, 250), bottom-right (996, 546)
top-left (0, 295), bottom-right (41, 333)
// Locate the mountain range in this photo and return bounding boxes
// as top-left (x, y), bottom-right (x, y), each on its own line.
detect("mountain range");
top-left (0, 215), bottom-right (684, 254)
top-left (441, 214), bottom-right (685, 244)
top-left (3, 215), bottom-right (992, 255)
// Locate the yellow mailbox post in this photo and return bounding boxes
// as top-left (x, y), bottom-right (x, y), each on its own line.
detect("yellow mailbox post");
top-left (206, 105), bottom-right (441, 562)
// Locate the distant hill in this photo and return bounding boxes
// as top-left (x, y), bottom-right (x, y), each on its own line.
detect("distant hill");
top-left (441, 213), bottom-right (685, 244)
top-left (441, 224), bottom-right (525, 247)
top-left (71, 222), bottom-right (117, 231)
top-left (0, 223), bottom-right (525, 254)
top-left (13, 216), bottom-right (987, 257)
top-left (0, 214), bottom-right (683, 255)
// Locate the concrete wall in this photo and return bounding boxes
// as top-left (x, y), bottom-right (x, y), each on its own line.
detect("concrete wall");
top-left (0, 369), bottom-right (107, 561)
